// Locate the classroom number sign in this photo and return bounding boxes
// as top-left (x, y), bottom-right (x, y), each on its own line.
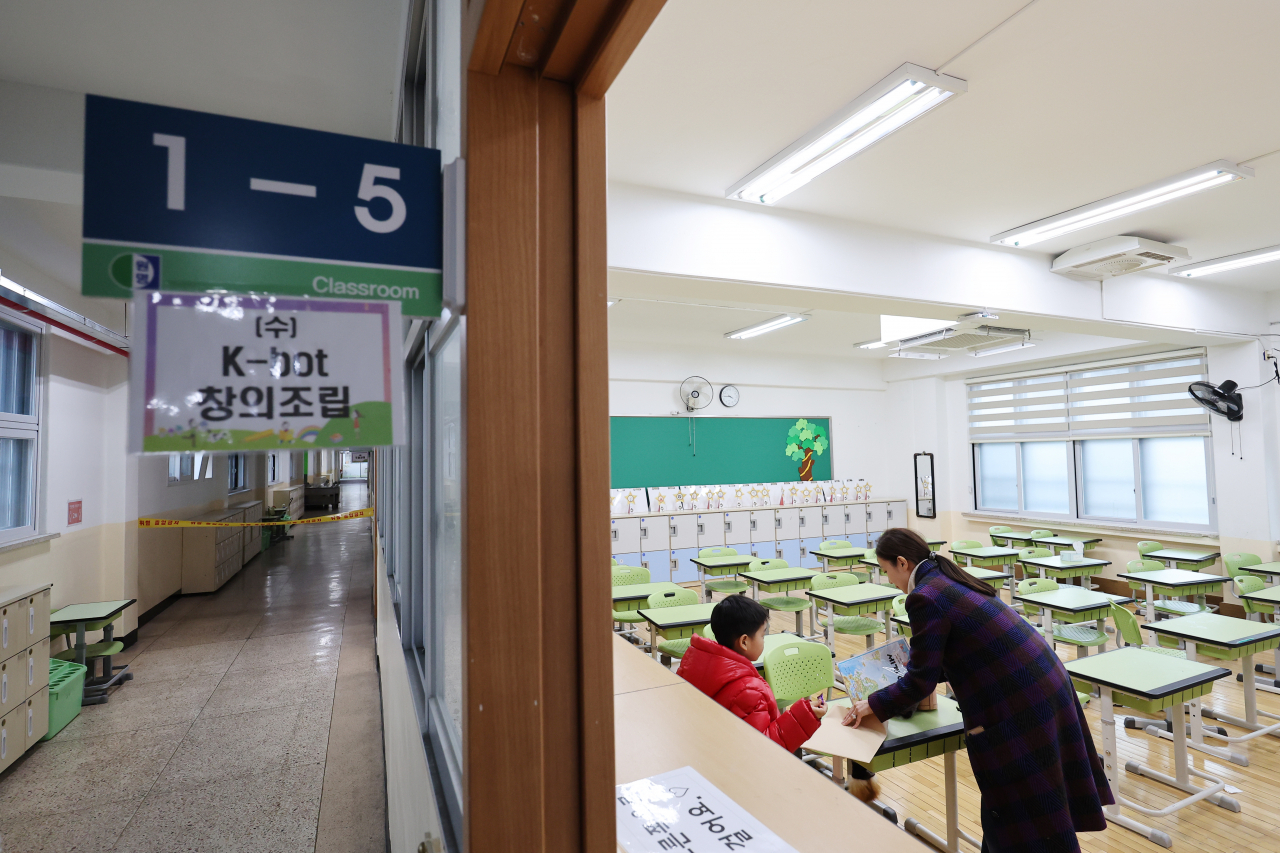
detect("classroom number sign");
top-left (82, 95), bottom-right (442, 317)
top-left (128, 292), bottom-right (404, 453)
top-left (616, 767), bottom-right (797, 853)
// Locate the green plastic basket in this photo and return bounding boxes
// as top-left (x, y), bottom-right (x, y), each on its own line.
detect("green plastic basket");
top-left (42, 658), bottom-right (87, 741)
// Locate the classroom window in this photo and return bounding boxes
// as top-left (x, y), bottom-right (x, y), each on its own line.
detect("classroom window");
top-left (1079, 439), bottom-right (1135, 519)
top-left (1021, 442), bottom-right (1071, 515)
top-left (229, 453), bottom-right (246, 491)
top-left (1138, 437), bottom-right (1210, 525)
top-left (976, 442), bottom-right (1018, 510)
top-left (0, 312), bottom-right (40, 542)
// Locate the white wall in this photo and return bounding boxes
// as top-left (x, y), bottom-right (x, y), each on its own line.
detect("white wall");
top-left (609, 342), bottom-right (902, 492)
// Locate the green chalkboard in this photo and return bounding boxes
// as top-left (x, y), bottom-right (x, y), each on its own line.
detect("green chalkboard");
top-left (610, 416), bottom-right (832, 488)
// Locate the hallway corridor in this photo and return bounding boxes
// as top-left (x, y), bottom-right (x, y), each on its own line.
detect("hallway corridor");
top-left (0, 483), bottom-right (387, 853)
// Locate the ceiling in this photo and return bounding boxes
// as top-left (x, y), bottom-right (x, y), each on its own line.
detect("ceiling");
top-left (606, 269), bottom-right (1222, 381)
top-left (0, 1), bottom-right (407, 140)
top-left (607, 0), bottom-right (1280, 291)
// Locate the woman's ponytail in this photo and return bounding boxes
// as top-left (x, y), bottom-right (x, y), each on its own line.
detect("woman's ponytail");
top-left (874, 527), bottom-right (997, 598)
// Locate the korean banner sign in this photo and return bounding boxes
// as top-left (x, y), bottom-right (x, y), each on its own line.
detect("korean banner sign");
top-left (130, 292), bottom-right (403, 453)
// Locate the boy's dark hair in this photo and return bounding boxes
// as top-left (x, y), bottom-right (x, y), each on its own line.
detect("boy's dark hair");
top-left (710, 594), bottom-right (770, 648)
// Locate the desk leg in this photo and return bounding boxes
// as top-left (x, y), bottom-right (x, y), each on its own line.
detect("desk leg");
top-left (1143, 583), bottom-right (1156, 624)
top-left (1097, 618), bottom-right (1108, 652)
top-left (1203, 652), bottom-right (1280, 743)
top-left (821, 556), bottom-right (830, 574)
top-left (904, 749), bottom-right (980, 852)
top-left (825, 603), bottom-right (834, 649)
top-left (650, 627), bottom-right (659, 661)
top-left (752, 581), bottom-right (759, 601)
top-left (75, 622), bottom-right (86, 668)
top-left (1040, 607), bottom-right (1052, 647)
top-left (699, 568), bottom-right (707, 602)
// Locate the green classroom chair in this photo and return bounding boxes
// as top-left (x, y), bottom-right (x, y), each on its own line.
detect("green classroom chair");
top-left (1236, 576), bottom-right (1276, 622)
top-left (820, 540), bottom-right (871, 581)
top-left (1016, 577), bottom-right (1108, 652)
top-left (890, 594), bottom-right (911, 639)
top-left (610, 566), bottom-right (652, 637)
top-left (1028, 529), bottom-right (1055, 539)
top-left (750, 559), bottom-right (812, 634)
top-left (611, 557), bottom-right (618, 566)
top-left (1016, 547), bottom-right (1052, 579)
top-left (1125, 558), bottom-right (1213, 618)
top-left (699, 547), bottom-right (751, 598)
top-left (647, 587), bottom-right (701, 663)
top-left (1136, 540), bottom-right (1163, 557)
top-left (988, 526), bottom-right (1013, 547)
top-left (762, 638), bottom-right (834, 708)
top-left (949, 540), bottom-right (983, 552)
top-left (1107, 601), bottom-right (1184, 727)
top-left (811, 573), bottom-right (882, 648)
top-left (1225, 553), bottom-right (1262, 581)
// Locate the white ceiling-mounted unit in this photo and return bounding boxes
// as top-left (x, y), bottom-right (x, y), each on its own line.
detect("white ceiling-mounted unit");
top-left (1050, 236), bottom-right (1190, 281)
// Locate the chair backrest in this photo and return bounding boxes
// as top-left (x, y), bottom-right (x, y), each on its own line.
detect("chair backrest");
top-left (811, 572), bottom-right (859, 591)
top-left (819, 539), bottom-right (852, 550)
top-left (611, 557), bottom-right (618, 566)
top-left (647, 588), bottom-right (699, 609)
top-left (1137, 541), bottom-right (1163, 556)
top-left (1125, 559), bottom-right (1163, 574)
top-left (988, 526), bottom-right (1013, 535)
top-left (762, 641), bottom-right (834, 703)
top-left (699, 546), bottom-right (738, 558)
top-left (1108, 602), bottom-right (1144, 647)
top-left (1017, 577), bottom-right (1059, 595)
top-left (611, 566), bottom-right (651, 587)
top-left (950, 540), bottom-right (982, 551)
top-left (891, 594), bottom-right (907, 618)
top-left (1018, 547), bottom-right (1052, 560)
top-left (1225, 553), bottom-right (1262, 578)
top-left (701, 623), bottom-right (716, 639)
top-left (749, 558), bottom-right (789, 572)
top-left (1235, 575), bottom-right (1266, 598)
top-left (1028, 529), bottom-right (1055, 538)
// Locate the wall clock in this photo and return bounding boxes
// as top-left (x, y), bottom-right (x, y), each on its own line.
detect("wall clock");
top-left (719, 385), bottom-right (740, 407)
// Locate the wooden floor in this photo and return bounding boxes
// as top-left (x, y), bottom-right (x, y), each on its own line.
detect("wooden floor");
top-left (637, 593), bottom-right (1280, 853)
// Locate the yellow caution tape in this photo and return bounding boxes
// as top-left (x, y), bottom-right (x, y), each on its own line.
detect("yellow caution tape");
top-left (138, 507), bottom-right (372, 528)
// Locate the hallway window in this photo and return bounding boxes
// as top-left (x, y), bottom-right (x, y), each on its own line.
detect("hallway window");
top-left (229, 453), bottom-right (246, 491)
top-left (0, 312), bottom-right (40, 542)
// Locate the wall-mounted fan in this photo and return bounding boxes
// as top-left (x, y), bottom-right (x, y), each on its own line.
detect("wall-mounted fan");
top-left (1188, 380), bottom-right (1244, 421)
top-left (679, 376), bottom-right (713, 412)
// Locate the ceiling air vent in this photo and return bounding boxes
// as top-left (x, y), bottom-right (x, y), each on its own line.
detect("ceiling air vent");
top-left (1050, 236), bottom-right (1190, 281)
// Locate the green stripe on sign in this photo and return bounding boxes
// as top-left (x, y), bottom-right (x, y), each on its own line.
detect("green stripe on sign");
top-left (82, 241), bottom-right (442, 317)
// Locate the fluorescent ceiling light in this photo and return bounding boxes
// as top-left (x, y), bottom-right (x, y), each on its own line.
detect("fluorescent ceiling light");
top-left (727, 63), bottom-right (966, 206)
top-left (971, 340), bottom-right (1035, 357)
top-left (888, 350), bottom-right (947, 360)
top-left (1170, 245), bottom-right (1280, 278)
top-left (991, 160), bottom-right (1253, 248)
top-left (856, 340), bottom-right (888, 349)
top-left (725, 314), bottom-right (808, 340)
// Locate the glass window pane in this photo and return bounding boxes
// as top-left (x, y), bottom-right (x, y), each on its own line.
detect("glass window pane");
top-left (1021, 441), bottom-right (1070, 514)
top-left (977, 443), bottom-right (1018, 510)
top-left (0, 320), bottom-right (36, 417)
top-left (0, 436), bottom-right (34, 530)
top-left (1081, 439), bottom-right (1136, 519)
top-left (1140, 437), bottom-right (1210, 525)
top-left (432, 325), bottom-right (464, 753)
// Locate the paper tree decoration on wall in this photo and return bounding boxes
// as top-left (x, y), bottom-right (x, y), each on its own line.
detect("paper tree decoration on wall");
top-left (784, 418), bottom-right (828, 481)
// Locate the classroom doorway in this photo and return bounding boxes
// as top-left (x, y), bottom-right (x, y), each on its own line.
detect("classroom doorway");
top-left (340, 450), bottom-right (369, 481)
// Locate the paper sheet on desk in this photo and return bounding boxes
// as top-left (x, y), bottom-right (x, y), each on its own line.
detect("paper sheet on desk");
top-left (803, 706), bottom-right (887, 764)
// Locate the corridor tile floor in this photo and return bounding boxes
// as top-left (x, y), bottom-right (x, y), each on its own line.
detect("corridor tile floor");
top-left (0, 483), bottom-right (386, 853)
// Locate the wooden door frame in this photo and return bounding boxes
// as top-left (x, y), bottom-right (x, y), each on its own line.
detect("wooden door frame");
top-left (463, 2), bottom-right (665, 850)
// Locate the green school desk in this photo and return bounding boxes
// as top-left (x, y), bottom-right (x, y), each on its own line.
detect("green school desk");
top-left (963, 566), bottom-right (1013, 592)
top-left (1238, 561), bottom-right (1280, 586)
top-left (947, 546), bottom-right (1020, 568)
top-left (1115, 568), bottom-right (1226, 623)
top-left (806, 584), bottom-right (898, 650)
top-left (1032, 535), bottom-right (1102, 554)
top-left (1239, 583), bottom-right (1280, 692)
top-left (890, 612), bottom-right (911, 640)
top-left (1011, 587), bottom-right (1131, 654)
top-left (1144, 548), bottom-right (1221, 571)
top-left (810, 546), bottom-right (869, 573)
top-left (638, 603), bottom-right (716, 661)
top-left (689, 554), bottom-right (755, 600)
top-left (1143, 613), bottom-right (1280, 757)
top-left (49, 599), bottom-right (136, 704)
top-left (739, 566), bottom-right (819, 635)
top-left (827, 695), bottom-right (974, 853)
top-left (1017, 554), bottom-right (1111, 588)
top-left (611, 582), bottom-right (681, 610)
top-left (1065, 648), bottom-right (1237, 848)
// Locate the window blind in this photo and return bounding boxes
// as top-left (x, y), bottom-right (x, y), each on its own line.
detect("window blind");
top-left (968, 352), bottom-right (1209, 441)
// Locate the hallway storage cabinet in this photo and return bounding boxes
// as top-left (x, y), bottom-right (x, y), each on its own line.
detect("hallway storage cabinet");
top-left (232, 500), bottom-right (264, 565)
top-left (0, 583), bottom-right (51, 772)
top-left (182, 507), bottom-right (246, 593)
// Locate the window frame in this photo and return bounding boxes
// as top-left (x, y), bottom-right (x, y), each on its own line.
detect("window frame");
top-left (971, 434), bottom-right (1216, 533)
top-left (228, 452), bottom-right (247, 492)
top-left (0, 308), bottom-right (43, 545)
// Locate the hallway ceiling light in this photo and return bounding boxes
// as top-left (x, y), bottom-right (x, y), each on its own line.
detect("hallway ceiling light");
top-left (991, 160), bottom-right (1253, 248)
top-left (971, 339), bottom-right (1035, 357)
top-left (724, 314), bottom-right (808, 339)
top-left (1169, 245), bottom-right (1280, 278)
top-left (726, 63), bottom-right (966, 206)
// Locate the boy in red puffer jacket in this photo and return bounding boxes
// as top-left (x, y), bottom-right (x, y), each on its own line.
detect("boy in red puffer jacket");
top-left (677, 595), bottom-right (825, 751)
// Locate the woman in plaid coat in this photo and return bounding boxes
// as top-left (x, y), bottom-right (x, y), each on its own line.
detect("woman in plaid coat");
top-left (844, 528), bottom-right (1112, 853)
